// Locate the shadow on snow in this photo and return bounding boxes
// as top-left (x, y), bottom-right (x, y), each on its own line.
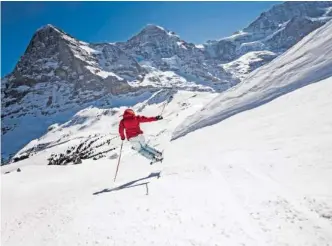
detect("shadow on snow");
top-left (93, 172), bottom-right (161, 195)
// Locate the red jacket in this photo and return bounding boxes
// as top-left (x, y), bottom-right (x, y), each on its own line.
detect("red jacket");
top-left (119, 112), bottom-right (157, 140)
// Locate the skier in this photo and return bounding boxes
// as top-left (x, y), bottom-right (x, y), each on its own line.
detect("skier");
top-left (119, 109), bottom-right (164, 163)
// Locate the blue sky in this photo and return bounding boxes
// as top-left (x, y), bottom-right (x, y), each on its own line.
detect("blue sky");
top-left (1, 1), bottom-right (279, 77)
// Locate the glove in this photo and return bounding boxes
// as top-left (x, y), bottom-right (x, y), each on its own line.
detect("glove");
top-left (156, 115), bottom-right (163, 120)
top-left (121, 137), bottom-right (125, 141)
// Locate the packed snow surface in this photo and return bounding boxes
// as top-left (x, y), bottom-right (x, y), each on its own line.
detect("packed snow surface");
top-left (2, 75), bottom-right (332, 245)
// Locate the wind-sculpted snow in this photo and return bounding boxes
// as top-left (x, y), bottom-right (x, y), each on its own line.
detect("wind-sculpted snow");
top-left (172, 20), bottom-right (332, 140)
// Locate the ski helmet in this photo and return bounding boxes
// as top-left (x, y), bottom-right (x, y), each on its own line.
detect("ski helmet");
top-left (123, 108), bottom-right (135, 116)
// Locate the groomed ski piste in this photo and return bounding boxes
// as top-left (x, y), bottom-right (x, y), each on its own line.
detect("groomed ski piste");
top-left (2, 21), bottom-right (332, 246)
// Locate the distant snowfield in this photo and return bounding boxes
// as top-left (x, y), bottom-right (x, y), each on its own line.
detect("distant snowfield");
top-left (2, 75), bottom-right (332, 246)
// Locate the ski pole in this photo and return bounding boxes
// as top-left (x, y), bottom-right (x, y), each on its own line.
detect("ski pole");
top-left (113, 141), bottom-right (124, 182)
top-left (159, 94), bottom-right (173, 116)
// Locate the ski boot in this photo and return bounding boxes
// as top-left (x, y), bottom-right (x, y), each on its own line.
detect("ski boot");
top-left (150, 154), bottom-right (163, 165)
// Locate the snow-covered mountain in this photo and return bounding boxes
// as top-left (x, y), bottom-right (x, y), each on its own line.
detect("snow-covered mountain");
top-left (205, 1), bottom-right (332, 59)
top-left (0, 24), bottom-right (232, 160)
top-left (117, 24), bottom-right (233, 86)
top-left (2, 19), bottom-right (332, 246)
top-left (205, 1), bottom-right (332, 75)
top-left (2, 1), bottom-right (332, 160)
top-left (173, 19), bottom-right (332, 140)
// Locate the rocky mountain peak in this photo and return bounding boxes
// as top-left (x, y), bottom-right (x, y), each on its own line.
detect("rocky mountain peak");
top-left (134, 24), bottom-right (177, 39)
top-left (141, 24), bottom-right (167, 33)
top-left (204, 1), bottom-right (332, 63)
top-left (244, 1), bottom-right (332, 34)
top-left (36, 24), bottom-right (61, 34)
top-left (13, 23), bottom-right (81, 82)
top-left (26, 24), bottom-right (73, 50)
top-left (24, 24), bottom-right (61, 55)
top-left (125, 24), bottom-right (180, 48)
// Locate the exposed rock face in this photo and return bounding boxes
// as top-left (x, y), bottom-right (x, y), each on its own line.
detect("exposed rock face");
top-left (91, 43), bottom-right (146, 80)
top-left (117, 24), bottom-right (233, 85)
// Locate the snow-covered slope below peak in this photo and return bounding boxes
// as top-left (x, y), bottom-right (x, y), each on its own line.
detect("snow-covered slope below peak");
top-left (220, 51), bottom-right (277, 81)
top-left (129, 67), bottom-right (218, 92)
top-left (173, 20), bottom-right (332, 140)
top-left (0, 86), bottom-right (160, 161)
top-left (7, 90), bottom-right (216, 166)
top-left (2, 68), bottom-right (332, 246)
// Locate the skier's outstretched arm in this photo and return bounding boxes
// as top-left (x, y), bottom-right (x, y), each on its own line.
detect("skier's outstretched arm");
top-left (119, 120), bottom-right (125, 140)
top-left (138, 115), bottom-right (163, 123)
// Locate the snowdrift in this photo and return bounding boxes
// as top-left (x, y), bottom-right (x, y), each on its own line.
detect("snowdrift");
top-left (172, 20), bottom-right (332, 140)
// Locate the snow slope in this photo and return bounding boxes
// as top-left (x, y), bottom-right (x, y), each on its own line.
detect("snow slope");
top-left (7, 90), bottom-right (216, 165)
top-left (173, 20), bottom-right (332, 140)
top-left (2, 75), bottom-right (332, 246)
